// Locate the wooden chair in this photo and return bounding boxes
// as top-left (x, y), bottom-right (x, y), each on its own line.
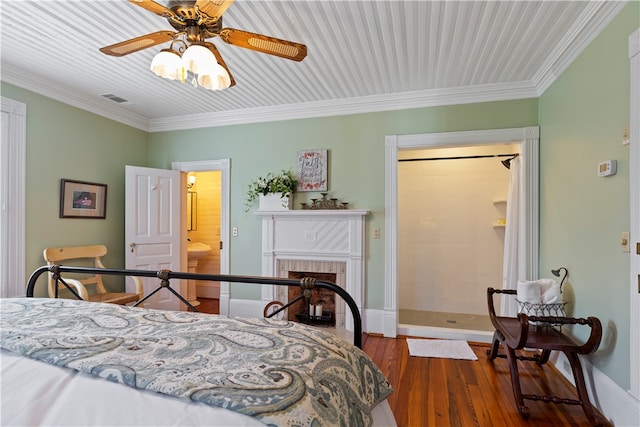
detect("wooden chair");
top-left (486, 287), bottom-right (603, 425)
top-left (43, 245), bottom-right (143, 305)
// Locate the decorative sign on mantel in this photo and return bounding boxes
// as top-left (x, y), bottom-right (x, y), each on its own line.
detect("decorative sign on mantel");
top-left (300, 193), bottom-right (348, 210)
top-left (297, 149), bottom-right (328, 192)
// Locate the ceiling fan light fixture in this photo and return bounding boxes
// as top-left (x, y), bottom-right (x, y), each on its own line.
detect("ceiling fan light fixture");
top-left (150, 48), bottom-right (183, 81)
top-left (197, 63), bottom-right (231, 90)
top-left (181, 44), bottom-right (217, 74)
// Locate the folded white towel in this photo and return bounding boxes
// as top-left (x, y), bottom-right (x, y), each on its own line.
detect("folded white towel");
top-left (537, 278), bottom-right (556, 295)
top-left (516, 280), bottom-right (541, 304)
top-left (541, 282), bottom-right (562, 304)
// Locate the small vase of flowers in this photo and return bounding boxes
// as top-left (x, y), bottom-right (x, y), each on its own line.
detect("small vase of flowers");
top-left (245, 170), bottom-right (297, 212)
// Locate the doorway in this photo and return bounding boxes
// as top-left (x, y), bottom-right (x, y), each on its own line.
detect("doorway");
top-left (186, 170), bottom-right (221, 302)
top-left (172, 159), bottom-right (231, 316)
top-left (384, 127), bottom-right (540, 340)
top-left (397, 144), bottom-right (518, 334)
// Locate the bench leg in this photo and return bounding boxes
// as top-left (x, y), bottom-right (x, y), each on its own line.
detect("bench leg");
top-left (535, 349), bottom-right (552, 365)
top-left (506, 345), bottom-right (530, 418)
top-left (564, 351), bottom-right (601, 426)
top-left (487, 330), bottom-right (501, 360)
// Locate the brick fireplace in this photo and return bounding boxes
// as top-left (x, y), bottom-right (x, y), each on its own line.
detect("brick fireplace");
top-left (255, 209), bottom-right (369, 331)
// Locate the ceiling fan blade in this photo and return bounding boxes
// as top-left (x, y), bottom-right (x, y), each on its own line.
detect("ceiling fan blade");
top-left (99, 31), bottom-right (175, 57)
top-left (128, 0), bottom-right (176, 19)
top-left (219, 28), bottom-right (307, 62)
top-left (196, 0), bottom-right (235, 22)
top-left (203, 42), bottom-right (236, 87)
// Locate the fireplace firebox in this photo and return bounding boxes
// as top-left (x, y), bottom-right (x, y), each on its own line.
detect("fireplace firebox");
top-left (288, 272), bottom-right (336, 326)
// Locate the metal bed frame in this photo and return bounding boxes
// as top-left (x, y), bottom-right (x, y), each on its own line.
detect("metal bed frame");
top-left (25, 265), bottom-right (363, 348)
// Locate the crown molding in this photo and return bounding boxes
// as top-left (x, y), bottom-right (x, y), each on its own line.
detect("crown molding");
top-left (532, 1), bottom-right (628, 95)
top-left (1, 64), bottom-right (151, 132)
top-left (148, 81), bottom-right (538, 132)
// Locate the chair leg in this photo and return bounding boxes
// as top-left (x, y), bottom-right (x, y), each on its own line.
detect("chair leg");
top-left (564, 351), bottom-right (601, 426)
top-left (535, 349), bottom-right (552, 365)
top-left (506, 345), bottom-right (530, 418)
top-left (487, 331), bottom-right (501, 360)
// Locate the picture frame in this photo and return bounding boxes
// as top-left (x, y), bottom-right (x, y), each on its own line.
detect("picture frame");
top-left (297, 149), bottom-right (328, 192)
top-left (59, 179), bottom-right (107, 219)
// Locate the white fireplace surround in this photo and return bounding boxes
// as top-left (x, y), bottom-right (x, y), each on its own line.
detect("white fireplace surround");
top-left (255, 209), bottom-right (369, 331)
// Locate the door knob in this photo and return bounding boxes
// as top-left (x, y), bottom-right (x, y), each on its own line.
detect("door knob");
top-left (129, 242), bottom-right (137, 253)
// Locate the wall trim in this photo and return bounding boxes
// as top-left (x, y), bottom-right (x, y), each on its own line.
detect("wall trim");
top-left (1, 65), bottom-right (150, 132)
top-left (552, 352), bottom-right (640, 426)
top-left (628, 26), bottom-right (640, 401)
top-left (0, 97), bottom-right (26, 298)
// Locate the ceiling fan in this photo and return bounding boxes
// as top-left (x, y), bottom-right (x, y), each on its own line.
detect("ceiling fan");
top-left (99, 0), bottom-right (308, 89)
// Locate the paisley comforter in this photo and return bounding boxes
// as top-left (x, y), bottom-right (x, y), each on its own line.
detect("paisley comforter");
top-left (0, 298), bottom-right (392, 427)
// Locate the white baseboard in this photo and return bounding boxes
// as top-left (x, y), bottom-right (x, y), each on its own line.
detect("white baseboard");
top-left (551, 352), bottom-right (640, 426)
top-left (363, 308), bottom-right (385, 334)
top-left (228, 299), bottom-right (265, 318)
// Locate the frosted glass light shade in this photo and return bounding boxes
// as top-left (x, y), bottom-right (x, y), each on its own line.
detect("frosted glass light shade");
top-left (197, 62), bottom-right (231, 90)
top-left (150, 49), bottom-right (183, 80)
top-left (182, 44), bottom-right (217, 74)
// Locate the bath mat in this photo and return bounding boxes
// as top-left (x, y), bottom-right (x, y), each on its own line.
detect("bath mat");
top-left (406, 339), bottom-right (478, 360)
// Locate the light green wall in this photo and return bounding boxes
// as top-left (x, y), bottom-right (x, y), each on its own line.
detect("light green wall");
top-left (147, 99), bottom-right (538, 303)
top-left (539, 1), bottom-right (638, 390)
top-left (1, 83), bottom-right (148, 296)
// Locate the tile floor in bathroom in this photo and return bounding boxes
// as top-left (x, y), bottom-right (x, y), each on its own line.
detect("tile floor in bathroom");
top-left (399, 309), bottom-right (494, 332)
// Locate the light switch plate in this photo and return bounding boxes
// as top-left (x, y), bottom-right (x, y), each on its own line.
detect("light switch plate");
top-left (373, 228), bottom-right (381, 239)
top-left (621, 231), bottom-right (630, 252)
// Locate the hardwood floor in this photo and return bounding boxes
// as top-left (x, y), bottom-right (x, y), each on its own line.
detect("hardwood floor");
top-left (196, 298), bottom-right (219, 314)
top-left (196, 300), bottom-right (606, 426)
top-left (362, 334), bottom-right (608, 427)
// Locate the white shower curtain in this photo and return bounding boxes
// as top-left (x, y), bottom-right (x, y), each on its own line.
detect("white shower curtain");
top-left (500, 156), bottom-right (526, 316)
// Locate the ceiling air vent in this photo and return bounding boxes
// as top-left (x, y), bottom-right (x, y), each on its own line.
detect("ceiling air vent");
top-left (101, 93), bottom-right (129, 104)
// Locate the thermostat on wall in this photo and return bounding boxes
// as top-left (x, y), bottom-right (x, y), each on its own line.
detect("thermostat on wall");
top-left (598, 160), bottom-right (617, 177)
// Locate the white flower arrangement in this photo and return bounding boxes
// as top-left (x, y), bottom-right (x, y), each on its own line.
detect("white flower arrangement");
top-left (245, 170), bottom-right (297, 212)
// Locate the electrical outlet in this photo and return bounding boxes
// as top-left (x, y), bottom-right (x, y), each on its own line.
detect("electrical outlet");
top-left (373, 228), bottom-right (380, 239)
top-left (232, 227), bottom-right (238, 237)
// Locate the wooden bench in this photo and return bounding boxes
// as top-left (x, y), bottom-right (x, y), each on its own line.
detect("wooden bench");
top-left (44, 245), bottom-right (143, 305)
top-left (486, 287), bottom-right (603, 425)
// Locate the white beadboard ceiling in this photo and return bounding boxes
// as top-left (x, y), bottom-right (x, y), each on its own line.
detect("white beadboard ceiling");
top-left (0, 1), bottom-right (627, 132)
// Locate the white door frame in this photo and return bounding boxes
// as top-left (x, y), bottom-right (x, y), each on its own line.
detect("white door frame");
top-left (628, 27), bottom-right (639, 400)
top-left (0, 97), bottom-right (26, 298)
top-left (383, 127), bottom-right (540, 337)
top-left (172, 159), bottom-right (231, 316)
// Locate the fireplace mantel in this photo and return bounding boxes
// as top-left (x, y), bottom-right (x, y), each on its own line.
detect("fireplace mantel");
top-left (256, 209), bottom-right (369, 331)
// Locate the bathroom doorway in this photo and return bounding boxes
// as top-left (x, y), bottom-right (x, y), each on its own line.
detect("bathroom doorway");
top-left (186, 170), bottom-right (221, 301)
top-left (172, 159), bottom-right (231, 316)
top-left (383, 127), bottom-right (539, 340)
top-left (397, 144), bottom-right (518, 335)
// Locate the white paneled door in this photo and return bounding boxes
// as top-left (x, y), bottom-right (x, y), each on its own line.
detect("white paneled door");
top-left (125, 165), bottom-right (181, 310)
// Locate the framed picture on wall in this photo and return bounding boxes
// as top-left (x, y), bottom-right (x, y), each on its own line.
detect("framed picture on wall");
top-left (59, 179), bottom-right (107, 219)
top-left (297, 149), bottom-right (328, 192)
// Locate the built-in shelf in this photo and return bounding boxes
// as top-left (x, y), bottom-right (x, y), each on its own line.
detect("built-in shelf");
top-left (493, 199), bottom-right (506, 227)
